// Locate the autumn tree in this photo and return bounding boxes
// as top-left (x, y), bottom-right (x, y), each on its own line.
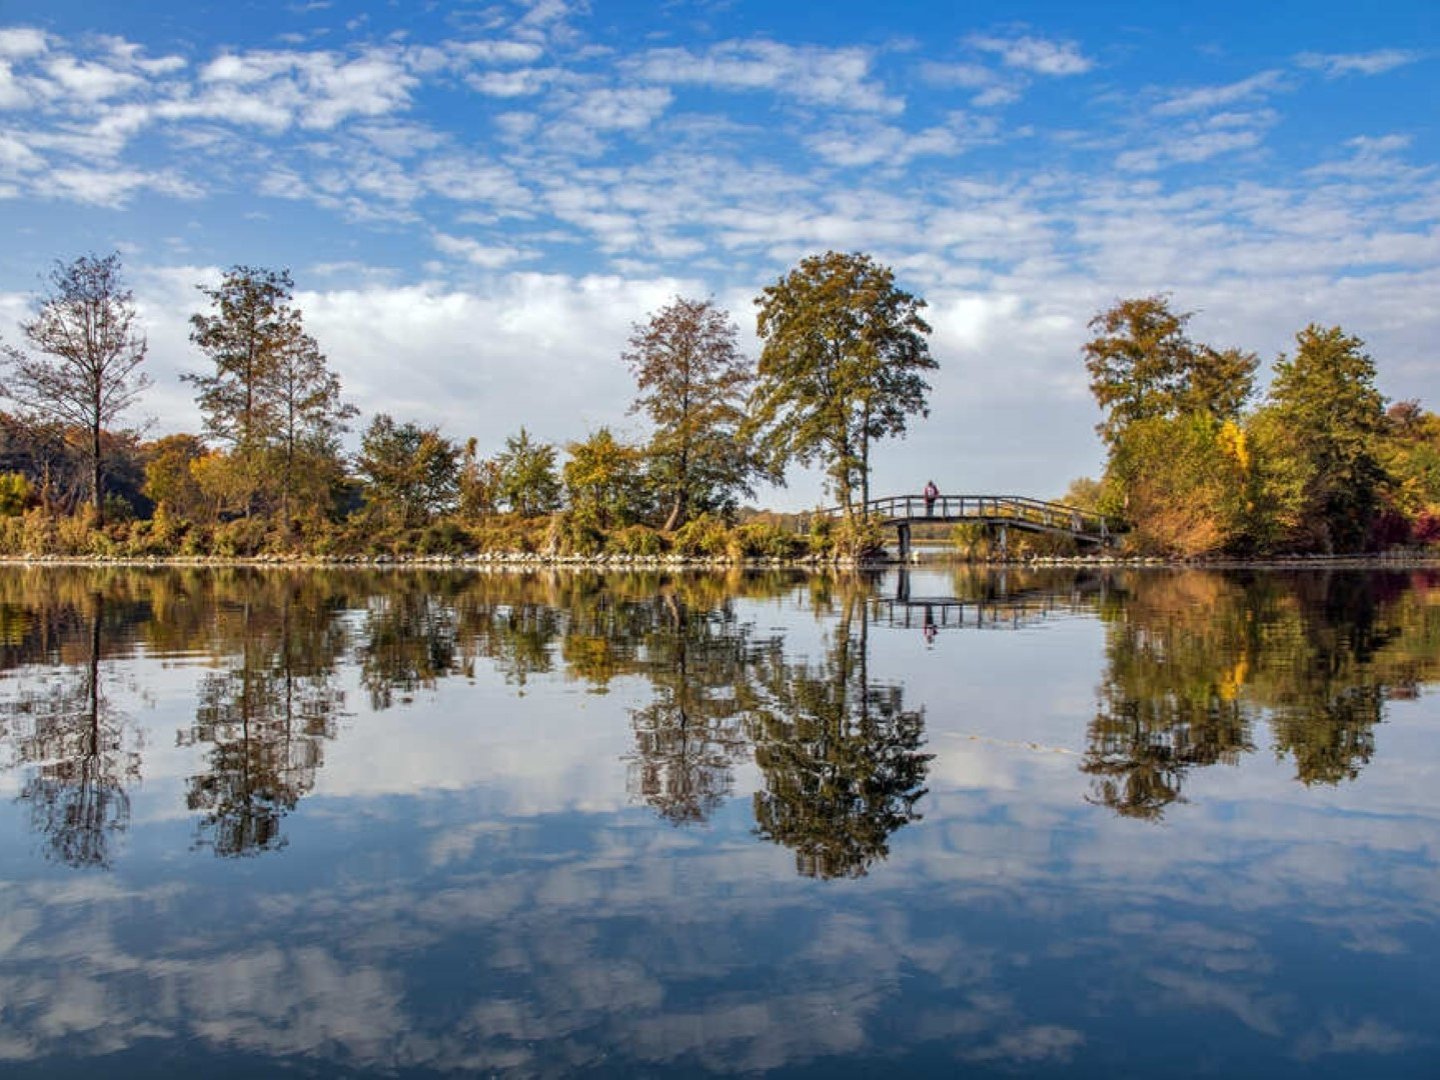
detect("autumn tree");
top-left (563, 427), bottom-right (646, 531)
top-left (1251, 325), bottom-right (1388, 552)
top-left (143, 433), bottom-right (213, 524)
top-left (624, 297), bottom-right (761, 530)
top-left (1378, 401), bottom-right (1440, 541)
top-left (1083, 295), bottom-right (1257, 448)
top-left (186, 267), bottom-right (353, 529)
top-left (495, 428), bottom-right (562, 517)
top-left (0, 253), bottom-right (150, 518)
top-left (356, 414), bottom-right (460, 529)
top-left (1082, 295), bottom-right (1261, 551)
top-left (750, 251), bottom-right (935, 519)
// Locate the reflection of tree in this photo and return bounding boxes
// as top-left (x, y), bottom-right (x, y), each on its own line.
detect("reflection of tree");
top-left (182, 588), bottom-right (345, 856)
top-left (359, 586), bottom-right (464, 710)
top-left (1083, 570), bottom-right (1440, 818)
top-left (1083, 575), bottom-right (1255, 819)
top-left (747, 596), bottom-right (931, 879)
top-left (8, 591), bottom-right (139, 868)
top-left (623, 593), bottom-right (758, 825)
top-left (1264, 574), bottom-right (1397, 785)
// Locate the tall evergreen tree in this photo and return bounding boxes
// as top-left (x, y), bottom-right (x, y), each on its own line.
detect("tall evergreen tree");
top-left (495, 428), bottom-right (562, 517)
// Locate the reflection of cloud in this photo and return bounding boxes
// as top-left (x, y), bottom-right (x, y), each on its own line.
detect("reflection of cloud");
top-left (1294, 1015), bottom-right (1417, 1060)
top-left (963, 1023), bottom-right (1085, 1064)
top-left (1144, 967), bottom-right (1286, 1038)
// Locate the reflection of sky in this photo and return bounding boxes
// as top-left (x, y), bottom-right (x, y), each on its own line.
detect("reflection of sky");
top-left (0, 574), bottom-right (1434, 1075)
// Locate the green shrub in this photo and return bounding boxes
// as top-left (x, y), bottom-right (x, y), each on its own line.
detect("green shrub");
top-left (608, 524), bottom-right (665, 556)
top-left (0, 473), bottom-right (32, 517)
top-left (213, 517), bottom-right (272, 557)
top-left (672, 513), bottom-right (732, 557)
top-left (417, 518), bottom-right (473, 555)
top-left (730, 521), bottom-right (804, 559)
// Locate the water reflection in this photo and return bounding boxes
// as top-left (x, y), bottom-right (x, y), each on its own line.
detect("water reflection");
top-left (624, 591), bottom-right (758, 825)
top-left (749, 593), bottom-right (931, 878)
top-left (0, 566), bottom-right (1432, 861)
top-left (1082, 570), bottom-right (1440, 817)
top-left (181, 580), bottom-right (348, 855)
top-left (0, 566), bottom-right (1433, 1075)
top-left (4, 590), bottom-right (139, 867)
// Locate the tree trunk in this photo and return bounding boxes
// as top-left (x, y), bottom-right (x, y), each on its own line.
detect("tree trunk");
top-left (91, 421), bottom-right (103, 520)
top-left (663, 492), bottom-right (684, 533)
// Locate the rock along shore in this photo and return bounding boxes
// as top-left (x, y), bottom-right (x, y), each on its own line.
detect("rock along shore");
top-left (0, 549), bottom-right (1435, 571)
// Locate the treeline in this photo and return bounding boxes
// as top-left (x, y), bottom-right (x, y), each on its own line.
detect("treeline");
top-left (0, 252), bottom-right (936, 560)
top-left (1077, 295), bottom-right (1440, 556)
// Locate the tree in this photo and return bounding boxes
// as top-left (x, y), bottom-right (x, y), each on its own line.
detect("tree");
top-left (1083, 295), bottom-right (1257, 448)
top-left (495, 428), bottom-right (562, 517)
top-left (750, 251), bottom-right (935, 518)
top-left (264, 322), bottom-right (357, 533)
top-left (1256, 324), bottom-right (1388, 552)
top-left (624, 297), bottom-right (761, 530)
top-left (563, 428), bottom-right (646, 532)
top-left (0, 253), bottom-right (150, 518)
top-left (186, 266), bottom-right (353, 528)
top-left (143, 433), bottom-right (213, 523)
top-left (356, 414), bottom-right (460, 529)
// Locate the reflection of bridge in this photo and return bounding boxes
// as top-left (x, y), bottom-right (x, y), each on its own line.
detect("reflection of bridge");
top-left (871, 571), bottom-right (1108, 633)
top-left (814, 494), bottom-right (1123, 558)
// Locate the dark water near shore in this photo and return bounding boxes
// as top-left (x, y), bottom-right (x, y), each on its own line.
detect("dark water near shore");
top-left (0, 565), bottom-right (1435, 1077)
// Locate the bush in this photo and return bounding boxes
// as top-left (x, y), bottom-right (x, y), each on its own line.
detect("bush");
top-left (729, 521), bottom-right (804, 559)
top-left (608, 524), bottom-right (665, 556)
top-left (829, 514), bottom-right (885, 558)
top-left (417, 518), bottom-right (473, 555)
top-left (671, 513), bottom-right (732, 557)
top-left (212, 517), bottom-right (272, 557)
top-left (0, 473), bottom-right (32, 517)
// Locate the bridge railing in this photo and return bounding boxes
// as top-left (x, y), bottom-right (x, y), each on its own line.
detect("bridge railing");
top-left (812, 494), bottom-right (1121, 538)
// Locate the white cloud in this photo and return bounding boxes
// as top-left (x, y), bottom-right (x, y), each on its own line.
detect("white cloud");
top-left (453, 40), bottom-right (547, 66)
top-left (1152, 70), bottom-right (1286, 115)
top-left (0, 27), bottom-right (48, 60)
top-left (432, 231), bottom-right (536, 268)
top-left (564, 86), bottom-right (671, 131)
top-left (47, 166), bottom-right (202, 207)
top-left (968, 34), bottom-right (1093, 76)
top-left (1296, 49), bottom-right (1424, 78)
top-left (629, 39), bottom-right (902, 114)
top-left (40, 56), bottom-right (144, 101)
top-left (466, 66), bottom-right (557, 97)
top-left (805, 117), bottom-right (985, 169)
top-left (919, 60), bottom-right (1024, 108)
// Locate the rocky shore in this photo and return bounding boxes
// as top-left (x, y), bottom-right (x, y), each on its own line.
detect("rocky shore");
top-left (0, 548), bottom-right (1435, 571)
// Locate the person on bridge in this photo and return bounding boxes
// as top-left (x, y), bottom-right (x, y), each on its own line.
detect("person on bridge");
top-left (924, 479), bottom-right (939, 515)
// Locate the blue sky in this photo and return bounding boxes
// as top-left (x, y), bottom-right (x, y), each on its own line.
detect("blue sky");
top-left (1, 0), bottom-right (1436, 508)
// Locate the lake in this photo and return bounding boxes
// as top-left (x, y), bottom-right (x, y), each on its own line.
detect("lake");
top-left (0, 564), bottom-right (1435, 1077)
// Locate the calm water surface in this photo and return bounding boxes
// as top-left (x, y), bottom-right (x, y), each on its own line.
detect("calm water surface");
top-left (0, 565), bottom-right (1435, 1077)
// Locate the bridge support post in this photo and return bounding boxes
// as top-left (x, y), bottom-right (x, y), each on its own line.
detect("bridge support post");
top-left (896, 522), bottom-right (911, 562)
top-left (996, 524), bottom-right (1009, 560)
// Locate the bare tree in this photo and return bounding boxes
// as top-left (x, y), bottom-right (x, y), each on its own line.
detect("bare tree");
top-left (0, 253), bottom-right (150, 517)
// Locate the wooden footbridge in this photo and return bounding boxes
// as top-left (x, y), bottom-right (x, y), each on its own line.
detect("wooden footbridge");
top-left (813, 494), bottom-right (1122, 558)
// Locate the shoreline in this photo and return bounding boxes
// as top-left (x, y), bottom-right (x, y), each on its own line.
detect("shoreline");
top-left (0, 550), bottom-right (1436, 572)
